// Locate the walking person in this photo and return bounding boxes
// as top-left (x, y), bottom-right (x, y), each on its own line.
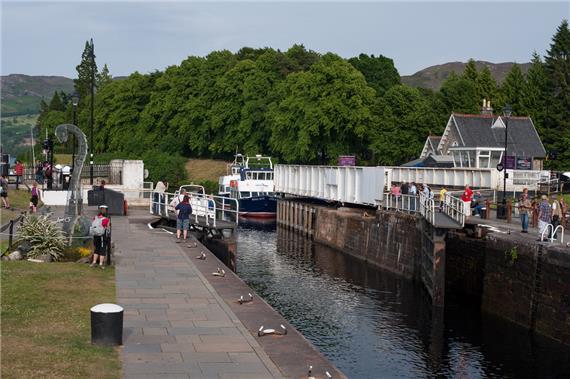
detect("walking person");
top-left (439, 186), bottom-right (448, 212)
top-left (175, 195), bottom-right (192, 243)
top-left (518, 191), bottom-right (532, 233)
top-left (15, 160), bottom-right (24, 190)
top-left (29, 181), bottom-right (42, 213)
top-left (0, 175), bottom-right (10, 209)
top-left (90, 210), bottom-right (111, 268)
top-left (537, 195), bottom-right (552, 241)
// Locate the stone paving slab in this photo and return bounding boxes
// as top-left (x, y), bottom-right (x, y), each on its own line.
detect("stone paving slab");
top-left (113, 212), bottom-right (285, 379)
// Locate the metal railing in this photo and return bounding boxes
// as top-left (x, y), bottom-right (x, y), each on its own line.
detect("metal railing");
top-left (383, 193), bottom-right (419, 213)
top-left (150, 190), bottom-right (239, 227)
top-left (540, 224), bottom-right (565, 243)
top-left (419, 191), bottom-right (435, 225)
top-left (443, 193), bottom-right (466, 228)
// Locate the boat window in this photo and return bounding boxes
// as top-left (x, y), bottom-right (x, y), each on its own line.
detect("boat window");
top-left (267, 173), bottom-right (273, 180)
top-left (240, 191), bottom-right (251, 198)
top-left (257, 172), bottom-right (264, 180)
top-left (225, 186), bottom-right (231, 192)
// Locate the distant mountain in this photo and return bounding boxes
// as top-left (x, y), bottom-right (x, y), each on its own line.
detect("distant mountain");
top-left (1, 74), bottom-right (74, 116)
top-left (401, 61), bottom-right (531, 91)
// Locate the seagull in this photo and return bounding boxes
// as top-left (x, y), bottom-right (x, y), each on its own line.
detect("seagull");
top-left (212, 267), bottom-right (225, 277)
top-left (195, 251), bottom-right (206, 260)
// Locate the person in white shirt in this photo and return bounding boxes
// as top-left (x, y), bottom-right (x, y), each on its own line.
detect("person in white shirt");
top-left (154, 179), bottom-right (168, 214)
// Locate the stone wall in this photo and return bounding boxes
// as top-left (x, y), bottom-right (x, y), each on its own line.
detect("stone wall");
top-left (446, 232), bottom-right (570, 346)
top-left (313, 207), bottom-right (422, 279)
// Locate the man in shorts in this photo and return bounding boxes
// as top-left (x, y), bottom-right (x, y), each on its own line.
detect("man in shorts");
top-left (175, 195), bottom-right (192, 242)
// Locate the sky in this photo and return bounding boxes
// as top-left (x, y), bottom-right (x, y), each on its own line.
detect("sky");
top-left (1, 1), bottom-right (569, 78)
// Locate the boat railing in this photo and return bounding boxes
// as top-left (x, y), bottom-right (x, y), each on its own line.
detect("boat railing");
top-left (150, 190), bottom-right (239, 226)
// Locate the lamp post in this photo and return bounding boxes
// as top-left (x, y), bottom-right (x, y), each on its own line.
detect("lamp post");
top-left (71, 93), bottom-right (79, 173)
top-left (89, 38), bottom-right (95, 185)
top-left (502, 104), bottom-right (512, 205)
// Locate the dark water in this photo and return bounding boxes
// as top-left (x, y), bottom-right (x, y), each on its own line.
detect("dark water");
top-left (235, 221), bottom-right (570, 379)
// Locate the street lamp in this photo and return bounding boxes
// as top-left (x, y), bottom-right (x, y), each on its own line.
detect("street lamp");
top-left (71, 93), bottom-right (80, 173)
top-left (502, 104), bottom-right (512, 205)
top-left (89, 38), bottom-right (95, 185)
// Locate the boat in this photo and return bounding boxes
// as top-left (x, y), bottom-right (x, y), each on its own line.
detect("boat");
top-left (222, 155), bottom-right (277, 218)
top-left (218, 154), bottom-right (246, 196)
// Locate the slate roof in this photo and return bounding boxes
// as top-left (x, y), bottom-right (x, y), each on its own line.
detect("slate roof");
top-left (452, 114), bottom-right (546, 158)
top-left (427, 136), bottom-right (442, 153)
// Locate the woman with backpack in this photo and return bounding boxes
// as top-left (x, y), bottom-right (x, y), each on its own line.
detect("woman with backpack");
top-left (90, 210), bottom-right (110, 268)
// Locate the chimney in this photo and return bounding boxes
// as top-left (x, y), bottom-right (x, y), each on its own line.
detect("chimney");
top-left (481, 99), bottom-right (494, 115)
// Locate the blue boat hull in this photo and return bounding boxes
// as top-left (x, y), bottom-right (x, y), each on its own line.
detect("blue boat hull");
top-left (238, 195), bottom-right (277, 218)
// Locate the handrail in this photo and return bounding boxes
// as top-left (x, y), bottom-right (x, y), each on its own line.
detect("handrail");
top-left (443, 193), bottom-right (466, 228)
top-left (541, 224), bottom-right (565, 243)
top-left (383, 193), bottom-right (418, 213)
top-left (419, 191), bottom-right (435, 225)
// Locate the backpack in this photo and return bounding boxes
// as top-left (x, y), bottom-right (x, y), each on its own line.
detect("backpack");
top-left (90, 217), bottom-right (106, 236)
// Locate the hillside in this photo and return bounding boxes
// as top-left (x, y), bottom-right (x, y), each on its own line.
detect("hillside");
top-left (1, 74), bottom-right (74, 115)
top-left (401, 61), bottom-right (531, 91)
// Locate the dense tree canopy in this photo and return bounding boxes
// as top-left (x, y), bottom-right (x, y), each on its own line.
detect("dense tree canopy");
top-left (37, 22), bottom-right (570, 172)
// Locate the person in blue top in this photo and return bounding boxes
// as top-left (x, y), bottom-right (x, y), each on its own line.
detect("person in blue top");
top-left (175, 195), bottom-right (192, 242)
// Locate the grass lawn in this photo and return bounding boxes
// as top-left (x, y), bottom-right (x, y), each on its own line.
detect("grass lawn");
top-left (185, 158), bottom-right (229, 182)
top-left (0, 188), bottom-right (43, 224)
top-left (1, 262), bottom-right (120, 378)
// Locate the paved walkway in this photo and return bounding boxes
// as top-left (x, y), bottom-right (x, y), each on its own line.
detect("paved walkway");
top-left (112, 211), bottom-right (284, 379)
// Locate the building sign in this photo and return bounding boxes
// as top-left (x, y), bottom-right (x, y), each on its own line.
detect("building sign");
top-left (516, 157), bottom-right (532, 170)
top-left (338, 155), bottom-right (356, 166)
top-left (503, 155), bottom-right (516, 170)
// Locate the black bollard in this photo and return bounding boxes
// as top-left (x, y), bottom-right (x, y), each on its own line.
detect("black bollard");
top-left (90, 303), bottom-right (123, 346)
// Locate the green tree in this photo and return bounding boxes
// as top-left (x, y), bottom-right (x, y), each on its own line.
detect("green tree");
top-left (348, 53), bottom-right (400, 96)
top-left (522, 52), bottom-right (548, 133)
top-left (477, 66), bottom-right (500, 106)
top-left (97, 63), bottom-right (113, 89)
top-left (437, 72), bottom-right (480, 114)
top-left (462, 59), bottom-right (479, 82)
top-left (500, 64), bottom-right (526, 115)
top-left (285, 44), bottom-right (320, 72)
top-left (74, 40), bottom-right (98, 100)
top-left (268, 53), bottom-right (375, 163)
top-left (543, 19), bottom-right (570, 169)
top-left (369, 85), bottom-right (441, 165)
top-left (48, 91), bottom-right (65, 112)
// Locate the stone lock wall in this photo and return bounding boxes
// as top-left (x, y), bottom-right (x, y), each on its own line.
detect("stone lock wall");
top-left (313, 208), bottom-right (422, 279)
top-left (446, 233), bottom-right (570, 346)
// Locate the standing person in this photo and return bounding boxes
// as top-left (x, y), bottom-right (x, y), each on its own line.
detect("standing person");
top-left (15, 160), bottom-right (24, 190)
top-left (472, 191), bottom-right (484, 216)
top-left (401, 182), bottom-right (409, 195)
top-left (174, 195), bottom-right (192, 243)
top-left (90, 210), bottom-right (111, 268)
top-left (439, 187), bottom-right (448, 212)
top-left (560, 197), bottom-right (568, 228)
top-left (29, 181), bottom-right (42, 213)
top-left (518, 191), bottom-right (532, 233)
top-left (551, 195), bottom-right (562, 239)
top-left (461, 185), bottom-right (473, 216)
top-left (35, 160), bottom-right (44, 185)
top-left (531, 197), bottom-right (539, 228)
top-left (0, 175), bottom-right (10, 209)
top-left (154, 179), bottom-right (167, 214)
top-left (409, 182), bottom-right (417, 211)
top-left (538, 195), bottom-right (552, 241)
top-left (44, 162), bottom-right (53, 190)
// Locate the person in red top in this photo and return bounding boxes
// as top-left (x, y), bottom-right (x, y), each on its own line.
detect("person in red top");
top-left (461, 185), bottom-right (473, 216)
top-left (90, 210), bottom-right (111, 269)
top-left (15, 161), bottom-right (24, 190)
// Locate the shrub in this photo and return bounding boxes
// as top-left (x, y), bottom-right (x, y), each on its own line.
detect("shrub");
top-left (16, 215), bottom-right (66, 261)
